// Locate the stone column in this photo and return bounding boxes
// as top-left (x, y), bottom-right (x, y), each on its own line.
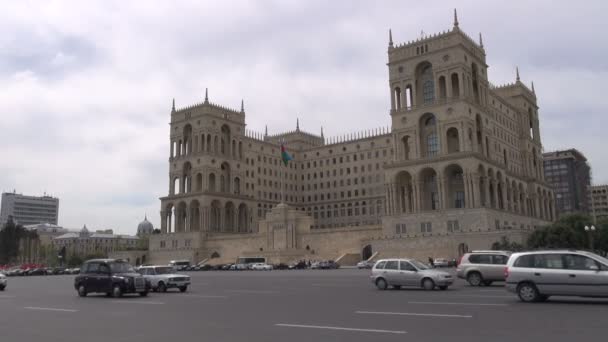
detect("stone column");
top-left (492, 181), bottom-right (499, 210)
top-left (160, 210), bottom-right (167, 233)
top-left (439, 175), bottom-right (447, 210)
top-left (472, 176), bottom-right (480, 208)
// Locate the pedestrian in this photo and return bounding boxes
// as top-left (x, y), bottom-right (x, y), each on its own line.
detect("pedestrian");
top-left (428, 257), bottom-right (434, 268)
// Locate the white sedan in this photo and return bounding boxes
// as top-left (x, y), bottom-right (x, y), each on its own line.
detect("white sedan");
top-left (250, 263), bottom-right (273, 271)
top-left (0, 273), bottom-right (7, 291)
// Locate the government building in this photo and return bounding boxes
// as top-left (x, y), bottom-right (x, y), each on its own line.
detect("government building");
top-left (148, 11), bottom-right (554, 265)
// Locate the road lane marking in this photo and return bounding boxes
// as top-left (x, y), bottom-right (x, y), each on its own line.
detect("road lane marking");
top-left (111, 300), bottom-right (164, 305)
top-left (275, 324), bottom-right (406, 334)
top-left (451, 294), bottom-right (512, 299)
top-left (225, 290), bottom-right (278, 294)
top-left (408, 301), bottom-right (508, 306)
top-left (181, 294), bottom-right (228, 298)
top-left (24, 307), bottom-right (78, 312)
top-left (356, 311), bottom-right (472, 318)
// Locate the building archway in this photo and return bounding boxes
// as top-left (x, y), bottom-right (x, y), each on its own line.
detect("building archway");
top-left (445, 164), bottom-right (465, 209)
top-left (362, 244), bottom-right (372, 261)
top-left (419, 167), bottom-right (439, 211)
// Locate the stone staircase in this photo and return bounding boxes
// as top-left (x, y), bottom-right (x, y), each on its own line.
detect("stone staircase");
top-left (335, 253), bottom-right (361, 266)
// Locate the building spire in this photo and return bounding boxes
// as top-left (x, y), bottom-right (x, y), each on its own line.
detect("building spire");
top-left (479, 32), bottom-right (484, 48)
top-left (264, 125), bottom-right (268, 137)
top-left (453, 8), bottom-right (459, 29)
top-left (321, 126), bottom-right (324, 139)
top-left (241, 99), bottom-right (244, 112)
top-left (531, 81), bottom-right (536, 94)
top-left (204, 88), bottom-right (209, 104)
top-left (296, 118), bottom-right (300, 131)
top-left (171, 98), bottom-right (175, 113)
top-left (516, 66), bottom-right (520, 82)
top-left (388, 29), bottom-right (393, 48)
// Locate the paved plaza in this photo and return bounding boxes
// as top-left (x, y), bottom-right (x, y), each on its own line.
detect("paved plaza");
top-left (1, 269), bottom-right (607, 342)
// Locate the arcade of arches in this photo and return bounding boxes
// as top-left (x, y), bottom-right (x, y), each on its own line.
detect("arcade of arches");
top-left (161, 200), bottom-right (252, 234)
top-left (387, 163), bottom-right (555, 222)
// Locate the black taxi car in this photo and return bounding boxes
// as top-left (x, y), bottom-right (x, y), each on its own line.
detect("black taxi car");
top-left (74, 259), bottom-right (150, 297)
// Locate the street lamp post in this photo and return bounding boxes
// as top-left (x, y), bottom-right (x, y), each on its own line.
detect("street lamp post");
top-left (584, 225), bottom-right (596, 251)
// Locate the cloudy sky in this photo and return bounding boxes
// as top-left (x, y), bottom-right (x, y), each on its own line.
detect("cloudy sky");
top-left (1, 0), bottom-right (606, 234)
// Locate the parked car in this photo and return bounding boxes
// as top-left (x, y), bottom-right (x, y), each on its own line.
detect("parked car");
top-left (505, 250), bottom-right (608, 302)
top-left (456, 250), bottom-right (511, 286)
top-left (71, 268), bottom-right (81, 274)
top-left (138, 265), bottom-right (191, 292)
top-left (0, 273), bottom-right (6, 291)
top-left (357, 260), bottom-right (375, 269)
top-left (371, 258), bottom-right (454, 291)
top-left (274, 263), bottom-right (290, 270)
top-left (26, 268), bottom-right (46, 276)
top-left (230, 263), bottom-right (248, 271)
top-left (319, 260), bottom-right (340, 269)
top-left (432, 258), bottom-right (449, 268)
top-left (74, 259), bottom-right (150, 297)
top-left (289, 261), bottom-right (308, 270)
top-left (221, 264), bottom-right (234, 271)
top-left (169, 260), bottom-right (191, 271)
top-left (310, 262), bottom-right (321, 269)
top-left (250, 263), bottom-right (273, 271)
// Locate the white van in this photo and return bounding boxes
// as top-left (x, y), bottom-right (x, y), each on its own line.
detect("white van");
top-left (169, 260), bottom-right (191, 271)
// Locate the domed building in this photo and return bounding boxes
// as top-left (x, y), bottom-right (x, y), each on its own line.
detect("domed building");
top-left (137, 216), bottom-right (154, 237)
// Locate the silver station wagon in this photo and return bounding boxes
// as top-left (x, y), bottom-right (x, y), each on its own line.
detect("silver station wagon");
top-left (506, 250), bottom-right (608, 302)
top-left (370, 258), bottom-right (454, 290)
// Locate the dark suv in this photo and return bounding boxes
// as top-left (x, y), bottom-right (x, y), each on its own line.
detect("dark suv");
top-left (74, 259), bottom-right (150, 297)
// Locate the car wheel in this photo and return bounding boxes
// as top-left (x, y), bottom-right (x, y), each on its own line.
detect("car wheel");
top-left (422, 278), bottom-right (435, 291)
top-left (483, 280), bottom-right (493, 286)
top-left (112, 285), bottom-right (123, 298)
top-left (0, 285), bottom-right (5, 291)
top-left (157, 282), bottom-right (167, 293)
top-left (467, 272), bottom-right (482, 286)
top-left (77, 285), bottom-right (87, 297)
top-left (517, 282), bottom-right (540, 303)
top-left (139, 291), bottom-right (148, 297)
top-left (375, 278), bottom-right (388, 290)
top-left (179, 286), bottom-right (188, 293)
top-left (438, 285), bottom-right (448, 290)
top-left (392, 285), bottom-right (401, 290)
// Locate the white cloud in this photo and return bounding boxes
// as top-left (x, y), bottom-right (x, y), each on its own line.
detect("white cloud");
top-left (0, 0), bottom-right (606, 233)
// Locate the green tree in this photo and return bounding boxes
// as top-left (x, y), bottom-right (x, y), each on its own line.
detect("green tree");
top-left (0, 218), bottom-right (26, 264)
top-left (526, 214), bottom-right (607, 254)
top-left (491, 236), bottom-right (524, 251)
top-left (67, 254), bottom-right (83, 268)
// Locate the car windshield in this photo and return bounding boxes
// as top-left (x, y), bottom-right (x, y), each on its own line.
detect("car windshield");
top-left (155, 267), bottom-right (174, 274)
top-left (109, 262), bottom-right (136, 273)
top-left (410, 260), bottom-right (430, 270)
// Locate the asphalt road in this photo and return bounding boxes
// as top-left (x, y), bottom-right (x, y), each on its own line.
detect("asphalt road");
top-left (1, 269), bottom-right (607, 342)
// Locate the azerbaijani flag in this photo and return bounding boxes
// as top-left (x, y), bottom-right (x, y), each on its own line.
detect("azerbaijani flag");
top-left (281, 143), bottom-right (292, 166)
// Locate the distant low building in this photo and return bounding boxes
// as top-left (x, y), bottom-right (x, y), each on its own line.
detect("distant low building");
top-left (52, 225), bottom-right (139, 258)
top-left (0, 192), bottom-right (59, 227)
top-left (23, 222), bottom-right (70, 248)
top-left (590, 185), bottom-right (608, 222)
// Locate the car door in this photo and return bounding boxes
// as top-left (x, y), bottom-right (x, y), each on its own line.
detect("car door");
top-left (562, 254), bottom-right (608, 297)
top-left (381, 260), bottom-right (400, 286)
top-left (399, 261), bottom-right (420, 286)
top-left (97, 263), bottom-right (112, 293)
top-left (83, 262), bottom-right (100, 292)
top-left (532, 254), bottom-right (568, 295)
top-left (491, 254), bottom-right (509, 281)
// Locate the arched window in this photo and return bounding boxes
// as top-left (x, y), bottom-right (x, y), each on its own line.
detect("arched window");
top-left (394, 87), bottom-right (402, 109)
top-left (438, 76), bottom-right (447, 99)
top-left (427, 133), bottom-right (438, 157)
top-left (401, 136), bottom-right (410, 160)
top-left (421, 65), bottom-right (434, 104)
top-left (208, 173), bottom-right (216, 192)
top-left (446, 127), bottom-right (460, 153)
top-left (451, 73), bottom-right (460, 97)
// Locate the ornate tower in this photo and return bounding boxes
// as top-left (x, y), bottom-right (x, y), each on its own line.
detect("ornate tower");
top-left (383, 10), bottom-right (554, 238)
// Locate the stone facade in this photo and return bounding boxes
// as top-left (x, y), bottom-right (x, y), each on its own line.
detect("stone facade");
top-left (150, 11), bottom-right (554, 265)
